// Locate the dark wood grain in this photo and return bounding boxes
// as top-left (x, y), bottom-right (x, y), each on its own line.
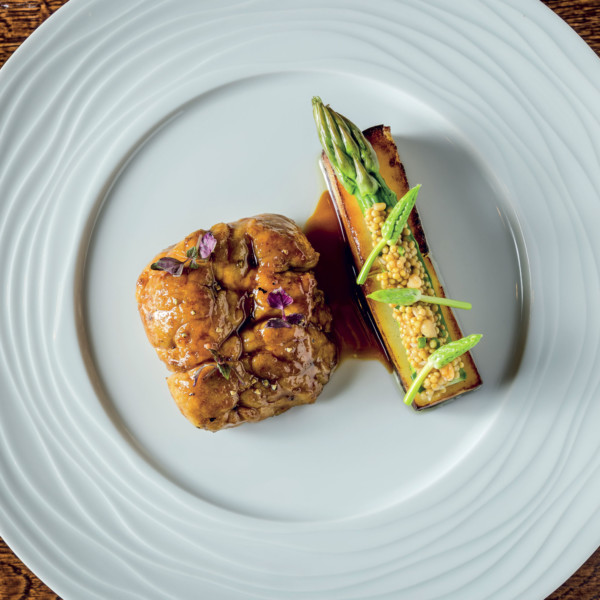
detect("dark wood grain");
top-left (1, 1), bottom-right (599, 598)
top-left (544, 0), bottom-right (600, 55)
top-left (0, 543), bottom-right (61, 600)
top-left (0, 8), bottom-right (68, 599)
top-left (0, 1), bottom-right (65, 66)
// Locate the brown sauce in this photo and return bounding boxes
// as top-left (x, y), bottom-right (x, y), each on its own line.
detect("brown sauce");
top-left (304, 191), bottom-right (389, 367)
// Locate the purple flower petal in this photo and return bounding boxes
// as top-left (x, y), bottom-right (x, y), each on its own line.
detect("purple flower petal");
top-left (267, 287), bottom-right (293, 311)
top-left (198, 232), bottom-right (217, 259)
top-left (265, 318), bottom-right (291, 329)
top-left (151, 257), bottom-right (186, 276)
top-left (192, 364), bottom-right (212, 386)
top-left (285, 313), bottom-right (305, 325)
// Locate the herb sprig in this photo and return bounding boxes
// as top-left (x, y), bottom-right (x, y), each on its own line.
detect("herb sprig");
top-left (356, 185), bottom-right (421, 285)
top-left (191, 349), bottom-right (231, 385)
top-left (151, 232), bottom-right (216, 276)
top-left (403, 334), bottom-right (482, 407)
top-left (367, 287), bottom-right (472, 311)
top-left (209, 349), bottom-right (231, 380)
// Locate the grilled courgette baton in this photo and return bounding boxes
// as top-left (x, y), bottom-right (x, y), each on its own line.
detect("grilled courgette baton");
top-left (313, 98), bottom-right (482, 409)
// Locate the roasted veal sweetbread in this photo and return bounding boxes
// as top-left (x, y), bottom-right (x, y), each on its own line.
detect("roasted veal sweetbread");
top-left (136, 214), bottom-right (337, 431)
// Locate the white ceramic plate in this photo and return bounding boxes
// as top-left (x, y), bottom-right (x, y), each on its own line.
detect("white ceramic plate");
top-left (2, 0), bottom-right (600, 598)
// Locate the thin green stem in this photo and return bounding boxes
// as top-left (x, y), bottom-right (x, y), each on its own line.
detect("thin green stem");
top-left (420, 295), bottom-right (472, 310)
top-left (357, 237), bottom-right (388, 285)
top-left (403, 362), bottom-right (433, 406)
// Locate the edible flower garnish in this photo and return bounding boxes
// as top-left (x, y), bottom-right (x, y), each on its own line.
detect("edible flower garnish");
top-left (151, 231), bottom-right (216, 275)
top-left (356, 185), bottom-right (421, 285)
top-left (265, 287), bottom-right (305, 328)
top-left (197, 231), bottom-right (217, 259)
top-left (403, 334), bottom-right (482, 406)
top-left (268, 287), bottom-right (293, 311)
top-left (367, 287), bottom-right (472, 311)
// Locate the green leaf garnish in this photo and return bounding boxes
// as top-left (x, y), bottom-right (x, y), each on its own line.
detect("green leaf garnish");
top-left (367, 287), bottom-right (472, 310)
top-left (356, 185), bottom-right (421, 285)
top-left (403, 334), bottom-right (482, 407)
top-left (216, 363), bottom-right (231, 380)
top-left (209, 348), bottom-right (232, 381)
top-left (428, 334), bottom-right (482, 370)
top-left (380, 185), bottom-right (421, 244)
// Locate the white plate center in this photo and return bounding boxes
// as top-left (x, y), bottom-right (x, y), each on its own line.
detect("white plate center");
top-left (83, 72), bottom-right (524, 521)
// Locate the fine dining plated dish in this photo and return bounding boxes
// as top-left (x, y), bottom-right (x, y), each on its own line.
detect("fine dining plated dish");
top-left (1, 0), bottom-right (600, 598)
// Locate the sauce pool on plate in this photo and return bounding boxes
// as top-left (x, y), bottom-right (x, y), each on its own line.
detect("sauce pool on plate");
top-left (304, 191), bottom-right (390, 368)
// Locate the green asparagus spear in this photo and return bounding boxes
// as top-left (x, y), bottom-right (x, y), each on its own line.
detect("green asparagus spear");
top-left (312, 97), bottom-right (397, 211)
top-left (367, 287), bottom-right (472, 311)
top-left (356, 185), bottom-right (421, 285)
top-left (403, 334), bottom-right (482, 406)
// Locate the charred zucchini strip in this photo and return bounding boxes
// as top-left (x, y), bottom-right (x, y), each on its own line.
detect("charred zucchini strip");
top-left (313, 99), bottom-right (482, 409)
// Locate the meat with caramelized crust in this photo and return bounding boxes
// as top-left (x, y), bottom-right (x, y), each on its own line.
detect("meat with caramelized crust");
top-left (136, 214), bottom-right (337, 431)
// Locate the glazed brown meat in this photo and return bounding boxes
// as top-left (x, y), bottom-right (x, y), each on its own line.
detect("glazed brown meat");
top-left (136, 214), bottom-right (337, 431)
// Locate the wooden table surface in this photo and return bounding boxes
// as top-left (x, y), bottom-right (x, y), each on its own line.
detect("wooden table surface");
top-left (1, 1), bottom-right (600, 598)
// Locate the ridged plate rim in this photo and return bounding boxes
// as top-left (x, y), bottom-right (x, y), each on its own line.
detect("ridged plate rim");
top-left (1, 0), bottom-right (600, 598)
